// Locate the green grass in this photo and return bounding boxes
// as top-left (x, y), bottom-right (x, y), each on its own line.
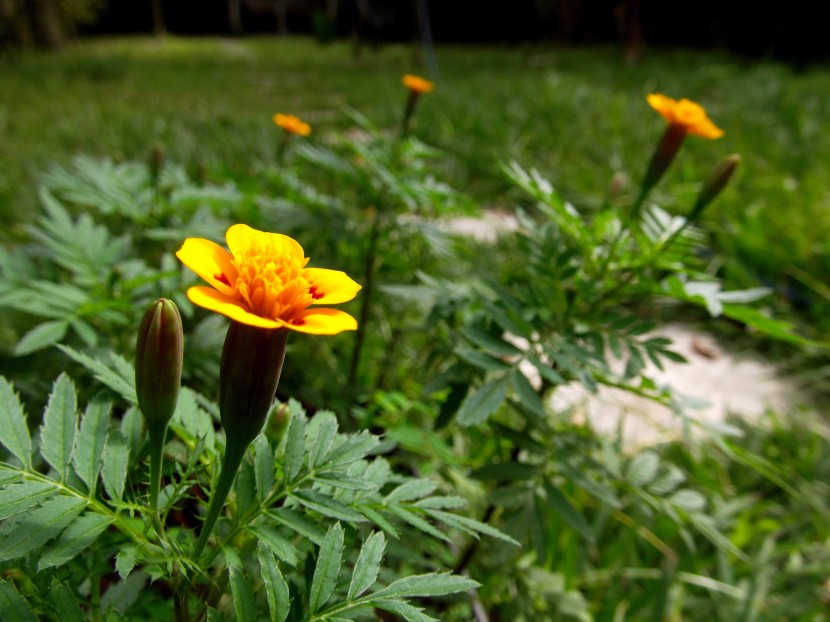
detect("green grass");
top-left (2, 37), bottom-right (830, 332)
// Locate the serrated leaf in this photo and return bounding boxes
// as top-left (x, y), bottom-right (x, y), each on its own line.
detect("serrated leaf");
top-left (291, 490), bottom-right (366, 523)
top-left (385, 479), bottom-right (438, 504)
top-left (40, 374), bottom-right (77, 480)
top-left (229, 562), bottom-right (256, 622)
top-left (387, 505), bottom-right (450, 543)
top-left (542, 482), bottom-right (594, 543)
top-left (39, 513), bottom-right (113, 570)
top-left (0, 481), bottom-right (57, 520)
top-left (115, 545), bottom-right (139, 580)
top-left (454, 347), bottom-right (511, 371)
top-left (101, 430), bottom-right (129, 501)
top-left (0, 495), bottom-right (86, 561)
top-left (511, 370), bottom-right (545, 417)
top-left (284, 402), bottom-right (306, 483)
top-left (0, 578), bottom-right (38, 622)
top-left (235, 460), bottom-right (256, 516)
top-left (49, 579), bottom-right (84, 622)
top-left (358, 505), bottom-right (400, 539)
top-left (461, 327), bottom-right (523, 357)
top-left (72, 397), bottom-right (111, 494)
top-left (257, 542), bottom-right (290, 622)
top-left (57, 345), bottom-right (137, 404)
top-left (626, 451), bottom-right (660, 488)
top-left (307, 411), bottom-right (338, 469)
top-left (373, 573), bottom-right (479, 599)
top-left (372, 598), bottom-right (437, 622)
top-left (324, 431), bottom-right (380, 468)
top-left (14, 320), bottom-right (69, 356)
top-left (425, 509), bottom-right (520, 546)
top-left (0, 378), bottom-right (31, 467)
top-left (249, 525), bottom-right (297, 567)
top-left (254, 435), bottom-right (274, 503)
top-left (348, 531), bottom-right (386, 600)
top-left (309, 523), bottom-right (344, 613)
top-left (268, 508), bottom-right (325, 546)
top-left (312, 475), bottom-right (376, 491)
top-left (456, 375), bottom-right (510, 426)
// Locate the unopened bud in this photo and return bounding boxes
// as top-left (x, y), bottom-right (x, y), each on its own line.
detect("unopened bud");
top-left (689, 154), bottom-right (740, 221)
top-left (136, 298), bottom-right (183, 426)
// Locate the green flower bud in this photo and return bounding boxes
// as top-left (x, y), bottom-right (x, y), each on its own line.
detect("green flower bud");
top-left (135, 298), bottom-right (183, 518)
top-left (135, 298), bottom-right (183, 426)
top-left (689, 153), bottom-right (741, 221)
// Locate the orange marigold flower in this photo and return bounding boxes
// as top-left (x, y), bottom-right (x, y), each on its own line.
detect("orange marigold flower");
top-left (403, 74), bottom-right (435, 94)
top-left (176, 225), bottom-right (360, 335)
top-left (647, 93), bottom-right (723, 139)
top-left (272, 113), bottom-right (311, 137)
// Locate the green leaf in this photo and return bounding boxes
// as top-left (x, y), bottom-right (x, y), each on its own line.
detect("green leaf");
top-left (291, 490), bottom-right (366, 523)
top-left (0, 578), bottom-right (38, 622)
top-left (669, 489), bottom-right (707, 512)
top-left (57, 345), bottom-right (137, 404)
top-left (470, 462), bottom-right (537, 481)
top-left (72, 397), bottom-right (111, 494)
top-left (14, 320), bottom-right (69, 356)
top-left (249, 525), bottom-right (297, 567)
top-left (283, 401), bottom-right (306, 483)
top-left (254, 435), bottom-right (274, 503)
top-left (372, 599), bottom-right (437, 622)
top-left (454, 347), bottom-right (511, 371)
top-left (461, 327), bottom-right (523, 357)
top-left (0, 481), bottom-right (57, 521)
top-left (40, 373), bottom-right (77, 480)
top-left (257, 542), bottom-right (290, 622)
top-left (424, 509), bottom-right (520, 546)
top-left (348, 531), bottom-right (386, 600)
top-left (510, 370), bottom-right (545, 417)
top-left (0, 495), bottom-right (86, 561)
top-left (229, 561), bottom-right (257, 622)
top-left (49, 579), bottom-right (84, 622)
top-left (101, 430), bottom-right (129, 501)
top-left (0, 377), bottom-right (31, 467)
top-left (373, 573), bottom-right (479, 599)
top-left (384, 479), bottom-right (437, 504)
top-left (115, 545), bottom-right (139, 580)
top-left (307, 411), bottom-right (338, 469)
top-left (323, 431), bottom-right (380, 468)
top-left (456, 375), bottom-right (510, 426)
top-left (39, 512), bottom-right (113, 570)
top-left (626, 451), bottom-right (660, 488)
top-left (387, 505), bottom-right (450, 543)
top-left (308, 522), bottom-right (344, 613)
top-left (268, 508), bottom-right (325, 546)
top-left (542, 482), bottom-right (595, 543)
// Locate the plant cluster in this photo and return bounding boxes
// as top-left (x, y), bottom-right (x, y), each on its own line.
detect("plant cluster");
top-left (1, 74), bottom-right (828, 622)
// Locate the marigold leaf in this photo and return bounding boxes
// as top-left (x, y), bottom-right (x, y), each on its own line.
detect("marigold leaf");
top-left (0, 495), bottom-right (86, 562)
top-left (373, 573), bottom-right (479, 600)
top-left (308, 522), bottom-right (344, 613)
top-left (254, 435), bottom-right (274, 504)
top-left (456, 375), bottom-right (510, 426)
top-left (372, 598), bottom-right (438, 622)
top-left (228, 561), bottom-right (256, 622)
top-left (72, 397), bottom-right (111, 494)
top-left (0, 578), bottom-right (38, 622)
top-left (542, 482), bottom-right (595, 543)
top-left (291, 490), bottom-right (366, 523)
top-left (249, 525), bottom-right (297, 567)
top-left (101, 430), bottom-right (129, 501)
top-left (257, 542), bottom-right (290, 622)
top-left (14, 320), bottom-right (70, 356)
top-left (38, 512), bottom-right (113, 570)
top-left (384, 479), bottom-right (438, 504)
top-left (0, 481), bottom-right (57, 520)
top-left (40, 373), bottom-right (78, 481)
top-left (0, 377), bottom-right (31, 467)
top-left (49, 579), bottom-right (84, 622)
top-left (283, 401), bottom-right (306, 484)
top-left (306, 411), bottom-right (338, 468)
top-left (348, 531), bottom-right (386, 601)
top-left (57, 345), bottom-right (137, 405)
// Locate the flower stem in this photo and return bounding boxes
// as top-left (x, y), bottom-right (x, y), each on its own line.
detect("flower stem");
top-left (147, 420), bottom-right (168, 524)
top-left (192, 439), bottom-right (248, 561)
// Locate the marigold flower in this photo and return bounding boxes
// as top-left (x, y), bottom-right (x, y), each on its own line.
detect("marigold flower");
top-left (403, 74), bottom-right (435, 94)
top-left (647, 93), bottom-right (723, 139)
top-left (176, 225), bottom-right (360, 335)
top-left (272, 113), bottom-right (311, 137)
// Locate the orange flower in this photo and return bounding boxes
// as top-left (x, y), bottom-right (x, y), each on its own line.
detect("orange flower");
top-left (647, 93), bottom-right (723, 139)
top-left (176, 225), bottom-right (360, 334)
top-left (272, 113), bottom-right (311, 137)
top-left (403, 74), bottom-right (435, 94)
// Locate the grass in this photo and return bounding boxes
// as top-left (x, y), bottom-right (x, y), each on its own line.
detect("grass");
top-left (2, 36), bottom-right (830, 336)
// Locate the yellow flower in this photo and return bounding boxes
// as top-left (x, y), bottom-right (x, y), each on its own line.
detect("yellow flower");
top-left (403, 74), bottom-right (435, 94)
top-left (647, 93), bottom-right (723, 139)
top-left (176, 225), bottom-right (360, 335)
top-left (272, 113), bottom-right (311, 137)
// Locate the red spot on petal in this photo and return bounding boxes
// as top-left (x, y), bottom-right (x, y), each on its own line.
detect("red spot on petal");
top-left (215, 273), bottom-right (231, 287)
top-left (291, 318), bottom-right (306, 326)
top-left (309, 286), bottom-right (324, 300)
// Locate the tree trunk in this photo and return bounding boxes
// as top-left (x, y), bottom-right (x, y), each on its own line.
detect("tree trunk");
top-left (28, 0), bottom-right (63, 50)
top-left (151, 0), bottom-right (166, 36)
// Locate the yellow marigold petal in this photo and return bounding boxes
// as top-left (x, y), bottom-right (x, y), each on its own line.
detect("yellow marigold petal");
top-left (176, 238), bottom-right (238, 296)
top-left (403, 74), bottom-right (434, 94)
top-left (647, 93), bottom-right (723, 140)
top-left (225, 224), bottom-right (305, 261)
top-left (647, 93), bottom-right (677, 122)
top-left (186, 286), bottom-right (283, 329)
top-left (304, 268), bottom-right (362, 304)
top-left (285, 308), bottom-right (358, 335)
top-left (273, 113), bottom-right (311, 136)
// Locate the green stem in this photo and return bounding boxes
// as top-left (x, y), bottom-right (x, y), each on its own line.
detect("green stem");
top-left (192, 439), bottom-right (248, 561)
top-left (147, 420), bottom-right (168, 522)
top-left (347, 210), bottom-right (382, 390)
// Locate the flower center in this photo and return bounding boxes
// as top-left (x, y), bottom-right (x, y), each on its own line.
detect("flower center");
top-left (229, 242), bottom-right (316, 321)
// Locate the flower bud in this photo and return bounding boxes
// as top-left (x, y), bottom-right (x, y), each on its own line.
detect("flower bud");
top-left (689, 153), bottom-right (741, 221)
top-left (136, 298), bottom-right (183, 426)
